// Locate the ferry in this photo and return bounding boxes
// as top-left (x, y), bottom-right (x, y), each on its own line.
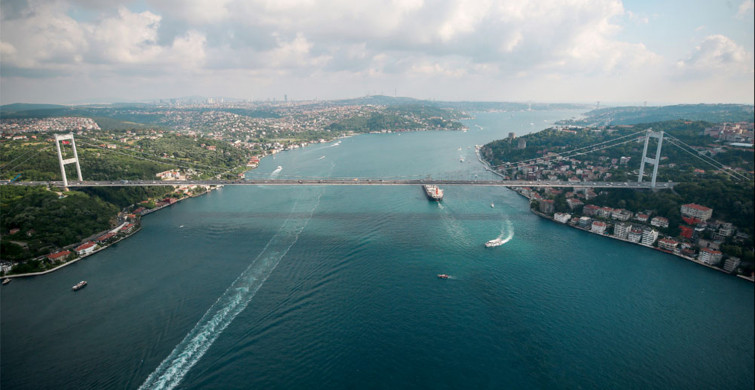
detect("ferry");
top-left (422, 184), bottom-right (444, 201)
top-left (485, 238), bottom-right (505, 248)
top-left (437, 274), bottom-right (450, 279)
top-left (72, 281), bottom-right (87, 291)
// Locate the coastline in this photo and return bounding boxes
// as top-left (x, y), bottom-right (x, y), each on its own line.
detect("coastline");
top-left (474, 146), bottom-right (753, 283)
top-left (2, 185), bottom-right (221, 279)
top-left (528, 206), bottom-right (754, 282)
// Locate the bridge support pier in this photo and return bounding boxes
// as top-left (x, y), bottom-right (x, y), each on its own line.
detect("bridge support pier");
top-left (638, 129), bottom-right (663, 188)
top-left (54, 133), bottom-right (83, 188)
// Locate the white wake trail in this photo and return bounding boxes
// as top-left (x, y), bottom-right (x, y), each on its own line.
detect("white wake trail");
top-left (139, 189), bottom-right (323, 390)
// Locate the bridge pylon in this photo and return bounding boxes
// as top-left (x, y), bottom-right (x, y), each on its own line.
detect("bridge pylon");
top-left (637, 129), bottom-right (664, 188)
top-left (54, 133), bottom-right (83, 188)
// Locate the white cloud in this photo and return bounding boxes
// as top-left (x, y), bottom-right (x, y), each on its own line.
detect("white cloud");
top-left (676, 34), bottom-right (754, 76)
top-left (737, 0), bottom-right (754, 19)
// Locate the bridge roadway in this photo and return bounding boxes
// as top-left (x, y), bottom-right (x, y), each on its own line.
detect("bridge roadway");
top-left (4, 179), bottom-right (675, 189)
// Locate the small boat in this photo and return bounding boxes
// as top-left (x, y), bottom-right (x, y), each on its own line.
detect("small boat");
top-left (437, 274), bottom-right (450, 279)
top-left (2, 278), bottom-right (10, 285)
top-left (72, 281), bottom-right (87, 291)
top-left (485, 238), bottom-right (505, 248)
top-left (490, 203), bottom-right (495, 208)
top-left (460, 157), bottom-right (464, 162)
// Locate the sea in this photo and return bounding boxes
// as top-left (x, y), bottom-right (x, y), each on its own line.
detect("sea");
top-left (1, 110), bottom-right (753, 389)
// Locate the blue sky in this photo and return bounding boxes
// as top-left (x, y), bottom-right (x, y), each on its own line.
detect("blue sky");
top-left (1, 0), bottom-right (753, 105)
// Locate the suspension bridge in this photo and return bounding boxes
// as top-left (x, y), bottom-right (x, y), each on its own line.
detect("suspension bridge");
top-left (1, 129), bottom-right (749, 189)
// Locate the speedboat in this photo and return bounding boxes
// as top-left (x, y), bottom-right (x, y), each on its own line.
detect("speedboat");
top-left (437, 274), bottom-right (450, 279)
top-left (485, 238), bottom-right (504, 248)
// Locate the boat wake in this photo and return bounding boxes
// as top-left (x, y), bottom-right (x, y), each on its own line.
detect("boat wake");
top-left (139, 189), bottom-right (323, 390)
top-left (487, 219), bottom-right (514, 247)
top-left (317, 155), bottom-right (326, 160)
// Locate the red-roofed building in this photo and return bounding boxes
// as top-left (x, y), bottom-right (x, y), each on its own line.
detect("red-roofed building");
top-left (122, 223), bottom-right (136, 233)
top-left (679, 225), bottom-right (694, 239)
top-left (96, 232), bottom-right (116, 243)
top-left (583, 204), bottom-right (600, 217)
top-left (682, 216), bottom-right (702, 226)
top-left (658, 238), bottom-right (679, 251)
top-left (681, 203), bottom-right (713, 221)
top-left (47, 250), bottom-right (72, 262)
top-left (698, 247), bottom-right (723, 265)
top-left (75, 241), bottom-right (97, 256)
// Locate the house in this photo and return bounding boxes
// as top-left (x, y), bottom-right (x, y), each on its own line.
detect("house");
top-left (611, 209), bottom-right (632, 221)
top-left (96, 232), bottom-right (116, 243)
top-left (597, 207), bottom-right (613, 218)
top-left (681, 203), bottom-right (713, 222)
top-left (650, 217), bottom-right (669, 228)
top-left (658, 238), bottom-right (679, 251)
top-left (578, 217), bottom-right (592, 228)
top-left (679, 225), bottom-right (694, 239)
top-left (9, 228), bottom-right (20, 235)
top-left (554, 213), bottom-right (571, 223)
top-left (583, 204), bottom-right (600, 217)
top-left (122, 223), bottom-right (136, 233)
top-left (698, 248), bottom-right (723, 265)
top-left (634, 213), bottom-right (649, 223)
top-left (591, 221), bottom-right (607, 234)
top-left (75, 241), bottom-right (97, 256)
top-left (47, 250), bottom-right (72, 262)
top-left (566, 198), bottom-right (583, 211)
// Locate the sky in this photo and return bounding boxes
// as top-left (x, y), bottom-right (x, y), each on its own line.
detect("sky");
top-left (0, 0), bottom-right (753, 105)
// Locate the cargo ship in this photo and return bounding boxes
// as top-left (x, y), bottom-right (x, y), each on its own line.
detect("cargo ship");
top-left (422, 185), bottom-right (443, 201)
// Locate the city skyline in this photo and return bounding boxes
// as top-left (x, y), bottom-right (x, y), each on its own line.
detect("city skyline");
top-left (1, 0), bottom-right (753, 105)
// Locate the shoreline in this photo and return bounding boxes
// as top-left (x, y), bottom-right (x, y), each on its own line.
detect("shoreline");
top-left (473, 149), bottom-right (753, 283)
top-left (2, 186), bottom-right (220, 279)
top-left (528, 206), bottom-right (754, 282)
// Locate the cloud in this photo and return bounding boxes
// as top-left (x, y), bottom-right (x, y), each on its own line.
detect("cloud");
top-left (737, 0), bottom-right (754, 18)
top-left (676, 34), bottom-right (754, 77)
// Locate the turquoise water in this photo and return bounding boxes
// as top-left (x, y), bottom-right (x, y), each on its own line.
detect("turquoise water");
top-left (2, 110), bottom-right (752, 389)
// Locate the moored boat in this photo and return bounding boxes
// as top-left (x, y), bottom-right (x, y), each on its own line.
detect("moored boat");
top-left (72, 281), bottom-right (87, 291)
top-left (2, 278), bottom-right (10, 285)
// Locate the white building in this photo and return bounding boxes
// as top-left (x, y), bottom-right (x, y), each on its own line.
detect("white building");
top-left (698, 248), bottom-right (723, 265)
top-left (627, 227), bottom-right (643, 243)
top-left (554, 212), bottom-right (571, 223)
top-left (75, 241), bottom-right (97, 256)
top-left (650, 216), bottom-right (669, 228)
top-left (723, 257), bottom-right (741, 273)
top-left (681, 203), bottom-right (713, 221)
top-left (613, 223), bottom-right (630, 239)
top-left (641, 229), bottom-right (659, 246)
top-left (591, 221), bottom-right (607, 234)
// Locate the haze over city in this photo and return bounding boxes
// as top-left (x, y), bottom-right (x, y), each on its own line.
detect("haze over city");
top-left (1, 0), bottom-right (753, 105)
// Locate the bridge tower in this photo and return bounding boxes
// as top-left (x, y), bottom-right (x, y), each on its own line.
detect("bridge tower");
top-left (637, 129), bottom-right (664, 188)
top-left (54, 133), bottom-right (83, 187)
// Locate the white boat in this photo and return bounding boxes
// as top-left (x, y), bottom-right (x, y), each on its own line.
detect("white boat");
top-left (485, 238), bottom-right (505, 248)
top-left (72, 281), bottom-right (87, 291)
top-left (490, 203), bottom-right (495, 208)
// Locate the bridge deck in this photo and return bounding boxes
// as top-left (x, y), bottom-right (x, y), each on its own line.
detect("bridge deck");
top-left (3, 179), bottom-right (675, 189)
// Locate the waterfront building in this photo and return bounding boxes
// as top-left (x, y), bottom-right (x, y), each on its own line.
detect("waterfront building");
top-left (613, 223), bottom-right (630, 239)
top-left (554, 212), bottom-right (571, 223)
top-left (634, 213), bottom-right (649, 223)
top-left (641, 229), bottom-right (659, 246)
top-left (47, 250), bottom-right (72, 262)
top-left (578, 216), bottom-right (592, 228)
top-left (650, 216), bottom-right (669, 228)
top-left (723, 257), bottom-right (741, 273)
top-left (598, 207), bottom-right (613, 218)
top-left (681, 203), bottom-right (713, 222)
top-left (627, 227), bottom-right (643, 243)
top-left (591, 221), bottom-right (607, 234)
top-left (538, 199), bottom-right (555, 214)
top-left (75, 242), bottom-right (97, 256)
top-left (698, 247), bottom-right (723, 265)
top-left (658, 238), bottom-right (679, 251)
